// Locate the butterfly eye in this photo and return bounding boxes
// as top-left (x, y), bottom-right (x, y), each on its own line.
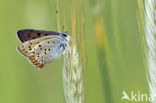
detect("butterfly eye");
top-left (62, 33), bottom-right (67, 37)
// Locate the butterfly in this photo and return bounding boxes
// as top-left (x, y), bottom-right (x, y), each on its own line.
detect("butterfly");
top-left (16, 29), bottom-right (70, 69)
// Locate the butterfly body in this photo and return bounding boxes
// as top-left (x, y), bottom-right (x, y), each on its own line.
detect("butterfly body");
top-left (16, 29), bottom-right (70, 69)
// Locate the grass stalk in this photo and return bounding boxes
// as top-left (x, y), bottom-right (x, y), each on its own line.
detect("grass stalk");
top-left (63, 42), bottom-right (85, 103)
top-left (56, 0), bottom-right (61, 32)
top-left (56, 0), bottom-right (85, 103)
top-left (95, 17), bottom-right (113, 103)
top-left (138, 0), bottom-right (156, 102)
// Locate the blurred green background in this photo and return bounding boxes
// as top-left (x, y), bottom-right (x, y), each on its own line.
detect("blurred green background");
top-left (0, 0), bottom-right (149, 103)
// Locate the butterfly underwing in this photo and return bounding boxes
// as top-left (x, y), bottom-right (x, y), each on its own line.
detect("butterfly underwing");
top-left (16, 29), bottom-right (70, 69)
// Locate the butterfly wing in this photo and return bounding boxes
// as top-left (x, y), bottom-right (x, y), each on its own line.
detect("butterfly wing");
top-left (17, 35), bottom-right (61, 57)
top-left (27, 37), bottom-right (65, 68)
top-left (17, 35), bottom-right (64, 68)
top-left (17, 29), bottom-right (60, 43)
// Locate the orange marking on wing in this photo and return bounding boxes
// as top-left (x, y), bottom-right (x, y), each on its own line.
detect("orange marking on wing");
top-left (34, 61), bottom-right (39, 65)
top-left (40, 33), bottom-right (45, 37)
top-left (40, 64), bottom-right (44, 68)
top-left (30, 56), bottom-right (35, 62)
top-left (37, 64), bottom-right (41, 67)
top-left (31, 33), bottom-right (37, 37)
top-left (29, 56), bottom-right (44, 68)
top-left (30, 56), bottom-right (34, 60)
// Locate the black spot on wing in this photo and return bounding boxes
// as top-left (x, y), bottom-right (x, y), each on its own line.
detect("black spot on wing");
top-left (37, 33), bottom-right (40, 36)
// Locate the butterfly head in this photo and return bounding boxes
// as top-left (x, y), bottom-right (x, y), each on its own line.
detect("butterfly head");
top-left (60, 32), bottom-right (70, 42)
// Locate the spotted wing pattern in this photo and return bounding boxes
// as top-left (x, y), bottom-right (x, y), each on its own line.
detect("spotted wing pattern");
top-left (17, 35), bottom-right (66, 68)
top-left (27, 37), bottom-right (65, 68)
top-left (17, 29), bottom-right (60, 43)
top-left (17, 35), bottom-right (60, 57)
